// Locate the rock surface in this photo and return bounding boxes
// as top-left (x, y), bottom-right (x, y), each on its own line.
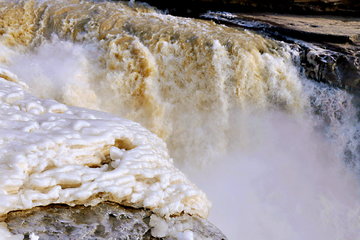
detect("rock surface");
top-left (4, 202), bottom-right (227, 239)
top-left (216, 13), bottom-right (360, 43)
top-left (137, 0), bottom-right (360, 17)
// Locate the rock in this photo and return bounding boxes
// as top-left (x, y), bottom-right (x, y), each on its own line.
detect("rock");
top-left (134, 0), bottom-right (360, 17)
top-left (212, 13), bottom-right (360, 44)
top-left (4, 202), bottom-right (227, 239)
top-left (299, 46), bottom-right (360, 90)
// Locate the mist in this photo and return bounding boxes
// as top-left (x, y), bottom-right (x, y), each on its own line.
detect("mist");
top-left (0, 24), bottom-right (359, 239)
top-left (186, 110), bottom-right (360, 239)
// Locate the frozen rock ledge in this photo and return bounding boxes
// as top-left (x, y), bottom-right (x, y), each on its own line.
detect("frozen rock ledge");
top-left (0, 69), bottom-right (216, 239)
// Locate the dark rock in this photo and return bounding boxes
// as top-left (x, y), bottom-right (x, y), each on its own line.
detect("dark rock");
top-left (301, 48), bottom-right (360, 92)
top-left (299, 47), bottom-right (360, 90)
top-left (133, 0), bottom-right (360, 17)
top-left (4, 202), bottom-right (227, 240)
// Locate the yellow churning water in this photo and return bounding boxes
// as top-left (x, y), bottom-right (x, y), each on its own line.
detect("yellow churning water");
top-left (0, 0), bottom-right (306, 166)
top-left (0, 1), bottom-right (360, 239)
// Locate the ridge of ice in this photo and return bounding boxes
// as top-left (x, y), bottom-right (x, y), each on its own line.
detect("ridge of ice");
top-left (0, 68), bottom-right (210, 219)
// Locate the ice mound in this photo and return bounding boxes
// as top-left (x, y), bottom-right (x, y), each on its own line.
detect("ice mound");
top-left (0, 68), bottom-right (210, 219)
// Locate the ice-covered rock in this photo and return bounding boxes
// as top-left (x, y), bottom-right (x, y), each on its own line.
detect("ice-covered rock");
top-left (0, 69), bottom-right (212, 237)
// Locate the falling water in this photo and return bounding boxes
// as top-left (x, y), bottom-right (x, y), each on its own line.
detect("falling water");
top-left (0, 0), bottom-right (359, 239)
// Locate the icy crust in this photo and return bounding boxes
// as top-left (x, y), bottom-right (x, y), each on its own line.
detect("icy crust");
top-left (0, 70), bottom-right (210, 219)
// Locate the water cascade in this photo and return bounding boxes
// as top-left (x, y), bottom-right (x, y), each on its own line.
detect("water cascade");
top-left (0, 0), bottom-right (359, 239)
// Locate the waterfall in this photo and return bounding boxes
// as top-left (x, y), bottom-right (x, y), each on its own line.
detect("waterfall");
top-left (0, 0), bottom-right (359, 238)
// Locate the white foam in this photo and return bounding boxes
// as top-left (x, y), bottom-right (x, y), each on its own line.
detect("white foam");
top-left (29, 233), bottom-right (39, 240)
top-left (177, 230), bottom-right (194, 240)
top-left (0, 71), bottom-right (210, 222)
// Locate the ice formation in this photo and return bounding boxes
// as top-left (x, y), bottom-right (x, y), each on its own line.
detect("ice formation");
top-left (0, 68), bottom-right (210, 222)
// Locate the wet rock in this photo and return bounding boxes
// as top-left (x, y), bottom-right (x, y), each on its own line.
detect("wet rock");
top-left (299, 46), bottom-right (360, 90)
top-left (4, 202), bottom-right (227, 240)
top-left (136, 0), bottom-right (360, 17)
